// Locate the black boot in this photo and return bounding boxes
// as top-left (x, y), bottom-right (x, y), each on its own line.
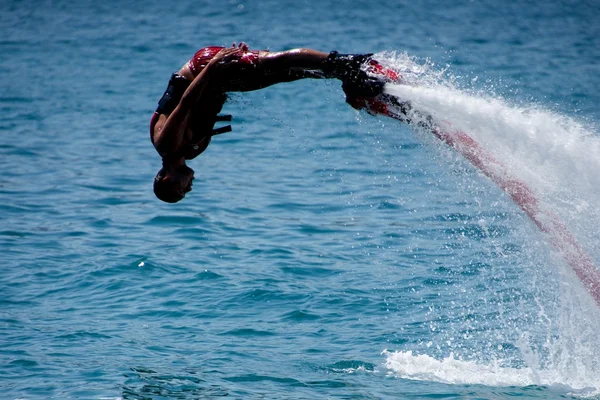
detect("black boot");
top-left (325, 51), bottom-right (374, 76)
top-left (325, 51), bottom-right (384, 98)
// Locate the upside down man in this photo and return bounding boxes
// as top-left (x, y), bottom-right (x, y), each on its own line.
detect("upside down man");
top-left (150, 43), bottom-right (383, 203)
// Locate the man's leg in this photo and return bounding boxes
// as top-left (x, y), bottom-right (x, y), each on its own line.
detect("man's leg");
top-left (258, 49), bottom-right (330, 71)
top-left (257, 49), bottom-right (385, 97)
top-left (224, 48), bottom-right (384, 97)
top-left (220, 48), bottom-right (329, 92)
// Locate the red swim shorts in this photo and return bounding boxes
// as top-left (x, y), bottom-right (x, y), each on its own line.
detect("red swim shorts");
top-left (187, 46), bottom-right (261, 76)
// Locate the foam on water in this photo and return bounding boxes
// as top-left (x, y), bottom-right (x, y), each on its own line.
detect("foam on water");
top-left (383, 350), bottom-right (599, 397)
top-left (373, 52), bottom-right (600, 395)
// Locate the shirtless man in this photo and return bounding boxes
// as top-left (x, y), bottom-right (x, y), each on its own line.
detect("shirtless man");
top-left (150, 43), bottom-right (382, 203)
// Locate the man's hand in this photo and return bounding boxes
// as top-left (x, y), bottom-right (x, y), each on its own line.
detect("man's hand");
top-left (211, 47), bottom-right (243, 65)
top-left (231, 42), bottom-right (249, 52)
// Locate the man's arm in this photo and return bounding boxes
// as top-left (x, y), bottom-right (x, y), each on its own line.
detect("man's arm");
top-left (153, 48), bottom-right (241, 158)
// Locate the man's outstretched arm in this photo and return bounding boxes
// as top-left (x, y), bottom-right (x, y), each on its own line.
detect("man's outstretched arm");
top-left (153, 48), bottom-right (241, 158)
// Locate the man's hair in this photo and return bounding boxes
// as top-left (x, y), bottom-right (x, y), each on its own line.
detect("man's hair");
top-left (153, 169), bottom-right (185, 203)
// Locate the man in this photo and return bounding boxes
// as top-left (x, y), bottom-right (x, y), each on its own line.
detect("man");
top-left (150, 43), bottom-right (383, 203)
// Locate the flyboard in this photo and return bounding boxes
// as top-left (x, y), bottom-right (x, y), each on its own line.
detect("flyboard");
top-left (348, 59), bottom-right (600, 308)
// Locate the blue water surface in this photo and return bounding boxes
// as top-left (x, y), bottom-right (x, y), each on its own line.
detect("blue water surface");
top-left (1, 0), bottom-right (599, 398)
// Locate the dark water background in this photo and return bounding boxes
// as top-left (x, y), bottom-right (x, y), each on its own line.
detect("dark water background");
top-left (2, 0), bottom-right (599, 398)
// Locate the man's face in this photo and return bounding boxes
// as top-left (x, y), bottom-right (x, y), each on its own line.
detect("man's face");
top-left (172, 168), bottom-right (194, 198)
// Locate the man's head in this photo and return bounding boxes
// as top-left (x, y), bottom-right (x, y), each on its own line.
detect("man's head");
top-left (153, 164), bottom-right (195, 203)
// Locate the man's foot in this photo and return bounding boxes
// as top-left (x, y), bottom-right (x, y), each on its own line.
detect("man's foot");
top-left (326, 51), bottom-right (385, 98)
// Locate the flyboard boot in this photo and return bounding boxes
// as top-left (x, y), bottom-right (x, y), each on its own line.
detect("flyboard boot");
top-left (325, 52), bottom-right (421, 126)
top-left (325, 51), bottom-right (385, 98)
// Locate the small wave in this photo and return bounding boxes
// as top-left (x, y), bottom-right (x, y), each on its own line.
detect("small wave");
top-left (383, 350), bottom-right (600, 397)
top-left (325, 360), bottom-right (376, 374)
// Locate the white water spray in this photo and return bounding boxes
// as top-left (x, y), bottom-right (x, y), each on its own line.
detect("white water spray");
top-left (374, 52), bottom-right (600, 395)
top-left (383, 350), bottom-right (599, 397)
top-left (385, 84), bottom-right (600, 239)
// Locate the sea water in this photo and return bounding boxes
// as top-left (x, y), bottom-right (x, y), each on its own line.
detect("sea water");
top-left (1, 0), bottom-right (599, 398)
